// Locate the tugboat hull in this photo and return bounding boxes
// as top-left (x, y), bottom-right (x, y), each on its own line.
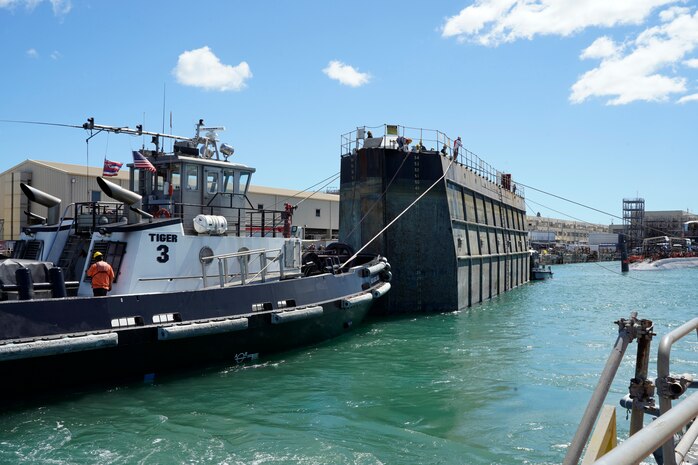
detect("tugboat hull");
top-left (0, 269), bottom-right (388, 397)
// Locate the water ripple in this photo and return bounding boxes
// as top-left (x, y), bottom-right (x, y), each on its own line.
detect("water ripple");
top-left (0, 263), bottom-right (696, 464)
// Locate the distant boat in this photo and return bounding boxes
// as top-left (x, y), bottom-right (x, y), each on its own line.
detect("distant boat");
top-left (529, 250), bottom-right (553, 280)
top-left (0, 118), bottom-right (392, 399)
top-left (630, 257), bottom-right (698, 270)
top-left (629, 235), bottom-right (698, 270)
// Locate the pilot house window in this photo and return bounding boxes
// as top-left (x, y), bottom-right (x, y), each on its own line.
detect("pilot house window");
top-left (206, 173), bottom-right (218, 194)
top-left (315, 209), bottom-right (321, 217)
top-left (222, 171), bottom-right (235, 194)
top-left (186, 165), bottom-right (199, 190)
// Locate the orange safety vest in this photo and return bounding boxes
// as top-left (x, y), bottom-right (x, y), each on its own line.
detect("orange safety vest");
top-left (87, 261), bottom-right (115, 290)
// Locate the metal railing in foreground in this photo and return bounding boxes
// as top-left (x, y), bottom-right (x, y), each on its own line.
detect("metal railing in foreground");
top-left (563, 314), bottom-right (698, 465)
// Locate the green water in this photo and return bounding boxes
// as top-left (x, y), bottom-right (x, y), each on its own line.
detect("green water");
top-left (1, 263), bottom-right (696, 464)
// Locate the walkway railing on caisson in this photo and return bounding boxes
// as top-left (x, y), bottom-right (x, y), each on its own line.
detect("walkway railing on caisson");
top-left (340, 124), bottom-right (524, 198)
top-left (563, 313), bottom-right (698, 465)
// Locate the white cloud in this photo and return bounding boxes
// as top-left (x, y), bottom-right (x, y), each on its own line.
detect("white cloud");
top-left (50, 50), bottom-right (61, 60)
top-left (322, 60), bottom-right (370, 87)
top-left (678, 93), bottom-right (698, 103)
top-left (49, 0), bottom-right (70, 16)
top-left (441, 1), bottom-right (698, 105)
top-left (26, 48), bottom-right (38, 58)
top-left (659, 5), bottom-right (690, 21)
top-left (441, 0), bottom-right (677, 45)
top-left (0, 0), bottom-right (71, 15)
top-left (571, 9), bottom-right (698, 105)
top-left (580, 36), bottom-right (621, 60)
top-left (173, 46), bottom-right (252, 92)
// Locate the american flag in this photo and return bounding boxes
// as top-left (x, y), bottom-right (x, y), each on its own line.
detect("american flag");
top-left (102, 159), bottom-right (123, 177)
top-left (132, 151), bottom-right (156, 173)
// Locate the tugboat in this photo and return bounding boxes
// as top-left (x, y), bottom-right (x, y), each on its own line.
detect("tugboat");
top-left (0, 118), bottom-right (391, 398)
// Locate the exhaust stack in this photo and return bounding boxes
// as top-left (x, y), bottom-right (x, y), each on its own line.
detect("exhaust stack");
top-left (20, 183), bottom-right (61, 225)
top-left (97, 177), bottom-right (152, 224)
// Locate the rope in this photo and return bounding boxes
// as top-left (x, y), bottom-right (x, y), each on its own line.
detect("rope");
top-left (293, 173), bottom-right (340, 208)
top-left (340, 155), bottom-right (456, 268)
top-left (343, 149), bottom-right (412, 241)
top-left (589, 261), bottom-right (655, 283)
top-left (522, 182), bottom-right (687, 238)
top-left (517, 181), bottom-right (621, 221)
top-left (265, 172), bottom-right (341, 211)
top-left (255, 173), bottom-right (341, 234)
top-left (524, 192), bottom-right (658, 283)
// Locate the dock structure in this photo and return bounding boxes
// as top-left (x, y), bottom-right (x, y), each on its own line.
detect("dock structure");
top-left (339, 125), bottom-right (529, 314)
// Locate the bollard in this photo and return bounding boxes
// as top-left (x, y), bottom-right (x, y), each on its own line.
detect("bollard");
top-left (619, 233), bottom-right (629, 273)
top-left (49, 267), bottom-right (67, 298)
top-left (15, 267), bottom-right (35, 301)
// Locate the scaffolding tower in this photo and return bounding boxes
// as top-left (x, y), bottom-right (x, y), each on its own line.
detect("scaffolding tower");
top-left (623, 198), bottom-right (645, 252)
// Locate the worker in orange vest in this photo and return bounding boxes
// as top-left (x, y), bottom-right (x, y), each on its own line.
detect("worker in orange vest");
top-left (87, 251), bottom-right (115, 296)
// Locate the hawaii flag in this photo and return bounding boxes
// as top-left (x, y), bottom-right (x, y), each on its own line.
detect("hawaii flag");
top-left (132, 151), bottom-right (156, 173)
top-left (102, 159), bottom-right (123, 177)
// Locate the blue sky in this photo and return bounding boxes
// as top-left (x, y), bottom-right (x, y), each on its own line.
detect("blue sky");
top-left (1, 0), bottom-right (697, 225)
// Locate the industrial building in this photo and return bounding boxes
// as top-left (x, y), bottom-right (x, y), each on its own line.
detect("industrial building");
top-left (526, 215), bottom-right (609, 247)
top-left (0, 160), bottom-right (338, 243)
top-left (620, 197), bottom-right (698, 250)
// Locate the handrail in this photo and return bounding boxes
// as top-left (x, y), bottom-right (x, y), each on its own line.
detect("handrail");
top-left (566, 315), bottom-right (698, 465)
top-left (657, 318), bottom-right (698, 465)
top-left (44, 201), bottom-right (123, 260)
top-left (562, 315), bottom-right (638, 465)
top-left (246, 248), bottom-right (284, 284)
top-left (341, 124), bottom-right (524, 198)
top-left (592, 392), bottom-right (698, 465)
top-left (200, 247), bottom-right (287, 288)
top-left (154, 200), bottom-right (287, 238)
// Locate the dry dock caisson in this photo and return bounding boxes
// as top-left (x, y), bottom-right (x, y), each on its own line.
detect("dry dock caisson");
top-left (339, 125), bottom-right (529, 314)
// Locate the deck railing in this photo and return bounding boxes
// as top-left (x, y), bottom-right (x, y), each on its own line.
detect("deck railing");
top-left (200, 247), bottom-right (296, 288)
top-left (341, 124), bottom-right (524, 198)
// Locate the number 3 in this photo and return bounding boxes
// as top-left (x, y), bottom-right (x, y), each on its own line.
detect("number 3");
top-left (157, 244), bottom-right (169, 263)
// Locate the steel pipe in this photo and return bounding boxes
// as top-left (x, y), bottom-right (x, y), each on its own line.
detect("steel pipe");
top-left (657, 318), bottom-right (698, 465)
top-left (563, 319), bottom-right (635, 465)
top-left (593, 391), bottom-right (698, 465)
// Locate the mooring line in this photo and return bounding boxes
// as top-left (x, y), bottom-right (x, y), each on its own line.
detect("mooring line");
top-left (340, 155), bottom-right (456, 268)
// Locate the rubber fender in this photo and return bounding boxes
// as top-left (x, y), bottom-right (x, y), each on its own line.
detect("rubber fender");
top-left (341, 292), bottom-right (373, 308)
top-left (361, 261), bottom-right (386, 277)
top-left (271, 306), bottom-right (323, 324)
top-left (0, 333), bottom-right (118, 361)
top-left (371, 282), bottom-right (391, 299)
top-left (158, 318), bottom-right (248, 340)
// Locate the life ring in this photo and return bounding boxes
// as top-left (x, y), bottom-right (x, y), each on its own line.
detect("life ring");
top-left (154, 208), bottom-right (171, 218)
